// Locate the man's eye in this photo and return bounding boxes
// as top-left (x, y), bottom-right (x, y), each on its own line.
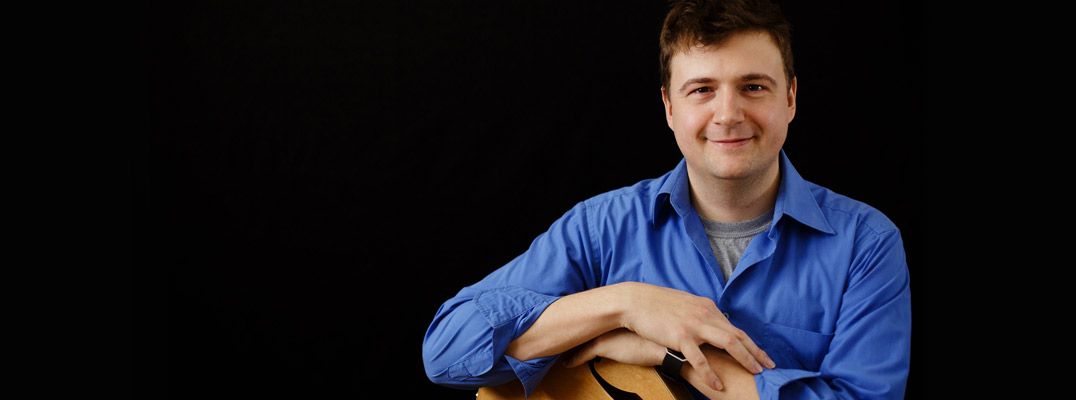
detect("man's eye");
top-left (691, 87), bottom-right (712, 94)
top-left (745, 84), bottom-right (766, 92)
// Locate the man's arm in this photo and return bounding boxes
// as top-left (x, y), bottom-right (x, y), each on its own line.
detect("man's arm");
top-left (566, 329), bottom-right (760, 400)
top-left (509, 281), bottom-right (774, 392)
top-left (754, 229), bottom-right (911, 399)
top-left (423, 203), bottom-right (600, 396)
top-left (503, 284), bottom-right (624, 361)
top-left (423, 202), bottom-right (772, 396)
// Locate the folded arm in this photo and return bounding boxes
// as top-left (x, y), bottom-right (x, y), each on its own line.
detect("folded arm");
top-left (423, 202), bottom-right (773, 396)
top-left (566, 329), bottom-right (759, 400)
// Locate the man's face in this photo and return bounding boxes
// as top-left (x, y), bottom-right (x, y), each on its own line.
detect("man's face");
top-left (662, 31), bottom-right (796, 183)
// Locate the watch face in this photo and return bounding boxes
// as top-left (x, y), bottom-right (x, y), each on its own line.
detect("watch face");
top-left (661, 348), bottom-right (686, 378)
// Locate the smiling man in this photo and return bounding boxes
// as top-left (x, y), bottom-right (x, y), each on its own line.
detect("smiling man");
top-left (423, 1), bottom-right (911, 399)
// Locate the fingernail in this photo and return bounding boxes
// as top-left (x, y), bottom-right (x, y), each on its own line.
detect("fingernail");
top-left (764, 355), bottom-right (776, 369)
top-left (711, 379), bottom-right (723, 391)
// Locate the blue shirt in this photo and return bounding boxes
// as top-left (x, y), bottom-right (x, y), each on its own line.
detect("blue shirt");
top-left (423, 151), bottom-right (911, 399)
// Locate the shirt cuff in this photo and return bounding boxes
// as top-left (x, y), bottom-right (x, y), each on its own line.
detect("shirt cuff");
top-left (506, 354), bottom-right (560, 396)
top-left (473, 286), bottom-right (561, 394)
top-left (755, 368), bottom-right (820, 400)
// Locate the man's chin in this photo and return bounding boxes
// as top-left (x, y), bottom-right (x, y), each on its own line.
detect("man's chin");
top-left (706, 163), bottom-right (753, 181)
top-left (711, 172), bottom-right (752, 181)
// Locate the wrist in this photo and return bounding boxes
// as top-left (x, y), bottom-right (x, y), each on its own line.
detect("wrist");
top-left (651, 343), bottom-right (667, 367)
top-left (572, 284), bottom-right (631, 336)
top-left (607, 282), bottom-right (636, 330)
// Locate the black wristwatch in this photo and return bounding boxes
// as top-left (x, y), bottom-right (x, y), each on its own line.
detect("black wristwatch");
top-left (659, 348), bottom-right (687, 378)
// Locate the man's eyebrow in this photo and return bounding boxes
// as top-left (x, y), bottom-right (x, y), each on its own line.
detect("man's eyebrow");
top-left (677, 77), bottom-right (714, 94)
top-left (742, 73), bottom-right (778, 87)
top-left (677, 74), bottom-right (779, 94)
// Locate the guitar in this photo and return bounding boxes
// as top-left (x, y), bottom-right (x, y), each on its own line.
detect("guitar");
top-left (477, 346), bottom-right (759, 400)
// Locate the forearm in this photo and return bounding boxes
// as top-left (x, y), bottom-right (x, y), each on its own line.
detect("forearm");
top-left (683, 346), bottom-right (760, 400)
top-left (423, 286), bottom-right (561, 388)
top-left (505, 283), bottom-right (626, 361)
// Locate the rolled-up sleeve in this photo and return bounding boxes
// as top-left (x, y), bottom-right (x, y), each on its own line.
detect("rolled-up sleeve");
top-left (755, 229), bottom-right (911, 399)
top-left (423, 202), bottom-right (600, 396)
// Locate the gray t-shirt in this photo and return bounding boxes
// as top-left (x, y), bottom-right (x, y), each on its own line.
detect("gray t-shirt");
top-left (701, 209), bottom-right (773, 280)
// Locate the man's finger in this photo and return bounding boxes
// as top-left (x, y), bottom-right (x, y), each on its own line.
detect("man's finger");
top-left (724, 324), bottom-right (776, 370)
top-left (703, 328), bottom-right (764, 374)
top-left (680, 343), bottom-right (723, 391)
top-left (761, 350), bottom-right (776, 369)
top-left (713, 317), bottom-right (775, 370)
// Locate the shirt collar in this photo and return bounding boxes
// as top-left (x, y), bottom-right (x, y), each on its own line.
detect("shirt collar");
top-left (651, 150), bottom-right (835, 235)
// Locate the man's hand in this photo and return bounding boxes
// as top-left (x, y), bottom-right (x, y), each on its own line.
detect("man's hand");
top-left (563, 330), bottom-right (761, 400)
top-left (615, 282), bottom-right (775, 391)
top-left (562, 328), bottom-right (666, 368)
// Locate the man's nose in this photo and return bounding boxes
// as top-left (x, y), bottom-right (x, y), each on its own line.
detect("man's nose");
top-left (711, 91), bottom-right (745, 126)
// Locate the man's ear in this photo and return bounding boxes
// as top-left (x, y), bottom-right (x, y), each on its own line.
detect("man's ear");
top-left (661, 87), bottom-right (674, 131)
top-left (786, 76), bottom-right (797, 123)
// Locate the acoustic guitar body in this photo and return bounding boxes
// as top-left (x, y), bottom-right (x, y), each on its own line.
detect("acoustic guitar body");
top-left (477, 347), bottom-right (759, 400)
top-left (477, 358), bottom-right (693, 400)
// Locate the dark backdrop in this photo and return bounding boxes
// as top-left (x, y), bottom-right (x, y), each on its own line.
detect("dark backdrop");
top-left (143, 1), bottom-right (925, 397)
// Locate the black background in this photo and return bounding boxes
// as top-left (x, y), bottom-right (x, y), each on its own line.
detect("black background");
top-left (144, 1), bottom-right (926, 397)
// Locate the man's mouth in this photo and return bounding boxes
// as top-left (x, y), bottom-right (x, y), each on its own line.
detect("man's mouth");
top-left (708, 137), bottom-right (752, 148)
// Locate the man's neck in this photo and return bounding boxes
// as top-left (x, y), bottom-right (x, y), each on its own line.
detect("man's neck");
top-left (687, 161), bottom-right (780, 223)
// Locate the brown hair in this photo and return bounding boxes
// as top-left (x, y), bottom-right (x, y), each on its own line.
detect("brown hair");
top-left (659, 0), bottom-right (794, 92)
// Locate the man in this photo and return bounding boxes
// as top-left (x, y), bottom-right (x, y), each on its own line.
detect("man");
top-left (423, 0), bottom-right (911, 398)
